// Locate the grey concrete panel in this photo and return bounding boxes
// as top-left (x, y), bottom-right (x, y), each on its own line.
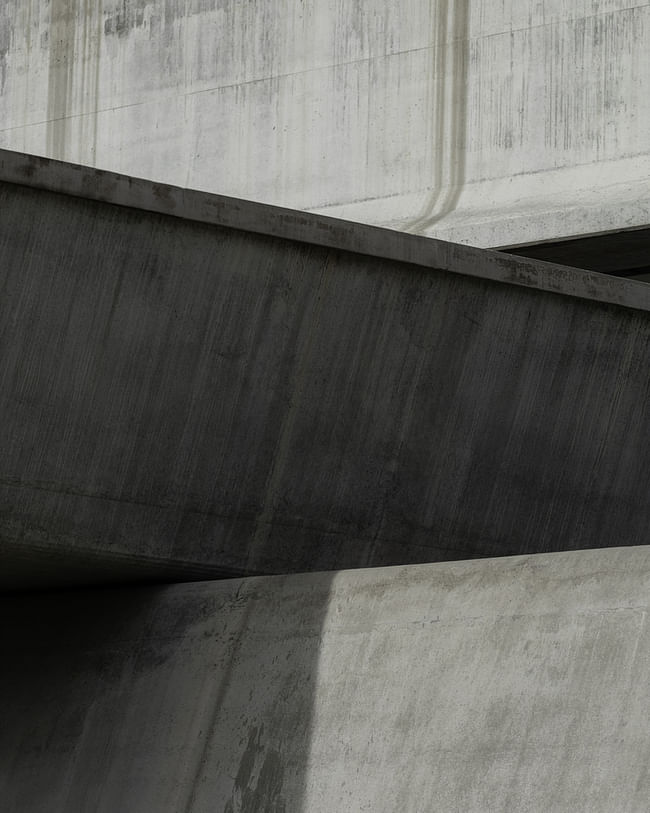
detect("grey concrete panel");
top-left (2, 154), bottom-right (650, 587)
top-left (1, 547), bottom-right (650, 811)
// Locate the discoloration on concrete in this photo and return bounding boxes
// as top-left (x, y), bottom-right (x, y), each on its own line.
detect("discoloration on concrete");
top-left (403, 0), bottom-right (469, 233)
top-left (46, 0), bottom-right (75, 161)
top-left (0, 5), bottom-right (11, 94)
top-left (104, 3), bottom-right (146, 37)
top-left (43, 0), bottom-right (102, 164)
top-left (224, 726), bottom-right (286, 813)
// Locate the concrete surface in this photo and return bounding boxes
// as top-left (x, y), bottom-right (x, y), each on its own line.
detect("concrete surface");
top-left (2, 546), bottom-right (650, 812)
top-left (3, 149), bottom-right (649, 311)
top-left (1, 2), bottom-right (649, 247)
top-left (2, 150), bottom-right (650, 588)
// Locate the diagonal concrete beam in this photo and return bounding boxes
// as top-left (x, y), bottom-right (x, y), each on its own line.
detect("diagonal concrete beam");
top-left (1, 151), bottom-right (650, 589)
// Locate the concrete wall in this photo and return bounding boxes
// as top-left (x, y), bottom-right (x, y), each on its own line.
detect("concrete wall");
top-left (2, 151), bottom-right (650, 588)
top-left (1, 1), bottom-right (649, 246)
top-left (2, 546), bottom-right (650, 811)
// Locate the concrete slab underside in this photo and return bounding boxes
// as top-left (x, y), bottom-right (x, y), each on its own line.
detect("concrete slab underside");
top-left (1, 546), bottom-right (649, 812)
top-left (2, 151), bottom-right (650, 588)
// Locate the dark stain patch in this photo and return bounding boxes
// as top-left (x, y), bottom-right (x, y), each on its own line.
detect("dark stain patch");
top-left (46, 0), bottom-right (77, 161)
top-left (100, 0), bottom-right (233, 46)
top-left (0, 6), bottom-right (11, 94)
top-left (19, 160), bottom-right (38, 179)
top-left (152, 182), bottom-right (177, 209)
top-left (225, 724), bottom-right (286, 813)
top-left (104, 7), bottom-right (146, 37)
top-left (103, 0), bottom-right (206, 38)
top-left (402, 0), bottom-right (470, 233)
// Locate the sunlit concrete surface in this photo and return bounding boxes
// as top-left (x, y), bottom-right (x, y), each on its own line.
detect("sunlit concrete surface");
top-left (2, 546), bottom-right (649, 812)
top-left (1, 1), bottom-right (649, 246)
top-left (2, 150), bottom-right (650, 589)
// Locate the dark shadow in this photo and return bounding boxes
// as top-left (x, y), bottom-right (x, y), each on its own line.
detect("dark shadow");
top-left (0, 172), bottom-right (336, 811)
top-left (499, 226), bottom-right (650, 281)
top-left (0, 573), bottom-right (334, 812)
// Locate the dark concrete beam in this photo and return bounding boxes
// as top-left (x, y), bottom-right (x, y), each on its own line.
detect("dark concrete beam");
top-left (2, 150), bottom-right (650, 589)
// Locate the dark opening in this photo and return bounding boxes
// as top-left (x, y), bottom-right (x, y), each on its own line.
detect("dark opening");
top-left (499, 226), bottom-right (650, 282)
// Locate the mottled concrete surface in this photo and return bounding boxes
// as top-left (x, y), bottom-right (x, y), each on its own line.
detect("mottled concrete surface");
top-left (1, 1), bottom-right (649, 245)
top-left (2, 153), bottom-right (650, 588)
top-left (2, 547), bottom-right (649, 811)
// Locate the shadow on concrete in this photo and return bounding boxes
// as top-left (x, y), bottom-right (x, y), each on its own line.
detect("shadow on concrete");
top-left (0, 573), bottom-right (334, 811)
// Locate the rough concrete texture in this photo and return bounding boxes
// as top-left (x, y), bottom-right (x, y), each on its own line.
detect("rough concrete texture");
top-left (2, 151), bottom-right (650, 588)
top-left (2, 546), bottom-right (650, 812)
top-left (1, 1), bottom-right (649, 246)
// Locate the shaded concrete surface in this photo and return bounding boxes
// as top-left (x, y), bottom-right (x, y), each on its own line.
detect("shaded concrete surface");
top-left (2, 547), bottom-right (649, 812)
top-left (501, 226), bottom-right (650, 281)
top-left (2, 151), bottom-right (650, 588)
top-left (0, 572), bottom-right (334, 813)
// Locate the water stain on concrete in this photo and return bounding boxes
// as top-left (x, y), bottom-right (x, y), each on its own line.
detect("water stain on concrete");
top-left (225, 725), bottom-right (286, 813)
top-left (0, 6), bottom-right (11, 94)
top-left (104, 6), bottom-right (145, 37)
top-left (403, 0), bottom-right (469, 233)
top-left (42, 1), bottom-right (102, 163)
top-left (103, 0), bottom-right (227, 39)
top-left (46, 0), bottom-right (75, 161)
